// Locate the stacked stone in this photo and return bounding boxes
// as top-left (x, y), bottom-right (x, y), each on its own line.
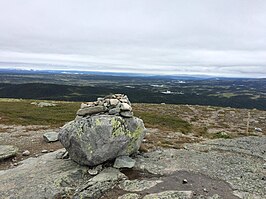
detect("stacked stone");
top-left (76, 94), bottom-right (133, 118)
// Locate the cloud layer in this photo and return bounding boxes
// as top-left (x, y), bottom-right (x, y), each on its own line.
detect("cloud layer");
top-left (0, 0), bottom-right (266, 77)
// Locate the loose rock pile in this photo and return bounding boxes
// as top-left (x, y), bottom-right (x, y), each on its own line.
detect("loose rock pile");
top-left (59, 94), bottom-right (146, 166)
top-left (76, 94), bottom-right (133, 118)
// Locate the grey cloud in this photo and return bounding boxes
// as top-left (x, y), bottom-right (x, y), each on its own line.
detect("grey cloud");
top-left (0, 0), bottom-right (266, 77)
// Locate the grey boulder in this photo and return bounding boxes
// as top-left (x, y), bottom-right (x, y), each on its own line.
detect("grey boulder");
top-left (58, 115), bottom-right (146, 166)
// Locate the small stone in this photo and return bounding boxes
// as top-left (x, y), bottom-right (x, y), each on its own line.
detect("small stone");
top-left (97, 97), bottom-right (104, 101)
top-left (183, 179), bottom-right (188, 184)
top-left (109, 107), bottom-right (121, 115)
top-left (114, 156), bottom-right (136, 169)
top-left (115, 94), bottom-right (123, 97)
top-left (80, 103), bottom-right (90, 109)
top-left (13, 162), bottom-right (18, 166)
top-left (120, 103), bottom-right (132, 111)
top-left (255, 128), bottom-right (262, 132)
top-left (22, 150), bottom-right (30, 156)
top-left (88, 164), bottom-right (103, 176)
top-left (203, 188), bottom-right (208, 192)
top-left (43, 132), bottom-right (59, 142)
top-left (62, 152), bottom-right (69, 159)
top-left (120, 98), bottom-right (129, 103)
top-left (120, 111), bottom-right (133, 118)
top-left (76, 106), bottom-right (107, 116)
top-left (88, 169), bottom-right (98, 176)
top-left (56, 150), bottom-right (69, 159)
top-left (110, 99), bottom-right (119, 106)
top-left (41, 150), bottom-right (48, 153)
top-left (37, 102), bottom-right (56, 107)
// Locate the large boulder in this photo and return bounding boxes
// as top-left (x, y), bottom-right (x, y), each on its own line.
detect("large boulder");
top-left (59, 94), bottom-right (146, 166)
top-left (59, 115), bottom-right (146, 166)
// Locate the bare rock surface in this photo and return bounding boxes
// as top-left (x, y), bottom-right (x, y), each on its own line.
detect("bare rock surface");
top-left (0, 149), bottom-right (126, 199)
top-left (118, 179), bottom-right (163, 192)
top-left (0, 149), bottom-right (89, 199)
top-left (143, 190), bottom-right (193, 199)
top-left (0, 136), bottom-right (265, 199)
top-left (129, 136), bottom-right (266, 199)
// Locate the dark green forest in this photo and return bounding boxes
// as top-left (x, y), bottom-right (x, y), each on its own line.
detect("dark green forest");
top-left (0, 72), bottom-right (265, 110)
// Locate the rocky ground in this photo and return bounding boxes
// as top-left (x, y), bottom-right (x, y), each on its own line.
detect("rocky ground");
top-left (0, 135), bottom-right (265, 199)
top-left (0, 124), bottom-right (62, 170)
top-left (0, 101), bottom-right (265, 199)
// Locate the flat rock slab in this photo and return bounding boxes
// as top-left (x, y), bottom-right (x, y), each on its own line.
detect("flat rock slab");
top-left (1, 136), bottom-right (266, 199)
top-left (114, 156), bottom-right (136, 169)
top-left (119, 179), bottom-right (162, 192)
top-left (0, 149), bottom-right (90, 199)
top-left (0, 149), bottom-right (127, 199)
top-left (143, 190), bottom-right (193, 199)
top-left (0, 145), bottom-right (18, 160)
top-left (134, 136), bottom-right (266, 199)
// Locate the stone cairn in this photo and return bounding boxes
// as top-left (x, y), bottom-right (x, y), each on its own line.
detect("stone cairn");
top-left (76, 94), bottom-right (133, 119)
top-left (59, 94), bottom-right (146, 166)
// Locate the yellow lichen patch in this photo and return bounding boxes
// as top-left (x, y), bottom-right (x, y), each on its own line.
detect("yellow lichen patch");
top-left (76, 124), bottom-right (84, 138)
top-left (127, 125), bottom-right (144, 139)
top-left (95, 118), bottom-right (102, 126)
top-left (87, 143), bottom-right (93, 154)
top-left (111, 117), bottom-right (129, 137)
top-left (126, 126), bottom-right (144, 154)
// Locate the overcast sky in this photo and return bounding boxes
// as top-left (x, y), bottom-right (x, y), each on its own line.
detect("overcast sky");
top-left (0, 0), bottom-right (266, 77)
